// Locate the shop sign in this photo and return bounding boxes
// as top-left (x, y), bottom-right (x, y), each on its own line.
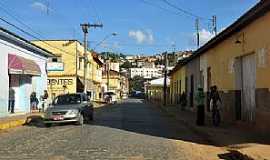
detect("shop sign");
top-left (48, 78), bottom-right (73, 86)
top-left (47, 62), bottom-right (64, 71)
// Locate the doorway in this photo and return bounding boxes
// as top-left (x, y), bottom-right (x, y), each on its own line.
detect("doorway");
top-left (190, 75), bottom-right (194, 107)
top-left (235, 54), bottom-right (256, 122)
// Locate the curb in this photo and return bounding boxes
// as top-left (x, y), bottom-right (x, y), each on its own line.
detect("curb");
top-left (0, 113), bottom-right (43, 131)
top-left (0, 119), bottom-right (26, 130)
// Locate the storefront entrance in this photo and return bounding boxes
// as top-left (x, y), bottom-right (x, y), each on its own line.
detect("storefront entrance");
top-left (8, 54), bottom-right (41, 114)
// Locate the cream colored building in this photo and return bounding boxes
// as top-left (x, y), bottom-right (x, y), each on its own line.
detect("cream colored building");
top-left (32, 40), bottom-right (97, 100)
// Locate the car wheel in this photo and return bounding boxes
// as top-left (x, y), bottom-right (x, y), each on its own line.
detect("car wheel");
top-left (77, 114), bottom-right (84, 125)
top-left (45, 123), bottom-right (52, 128)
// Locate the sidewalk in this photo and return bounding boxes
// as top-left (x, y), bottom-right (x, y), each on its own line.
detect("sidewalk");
top-left (0, 112), bottom-right (43, 131)
top-left (152, 102), bottom-right (270, 160)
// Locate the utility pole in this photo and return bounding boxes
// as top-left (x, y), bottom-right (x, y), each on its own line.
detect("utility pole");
top-left (195, 18), bottom-right (200, 48)
top-left (212, 15), bottom-right (217, 36)
top-left (80, 23), bottom-right (103, 94)
top-left (172, 43), bottom-right (176, 64)
top-left (107, 52), bottom-right (110, 92)
top-left (163, 52), bottom-right (168, 106)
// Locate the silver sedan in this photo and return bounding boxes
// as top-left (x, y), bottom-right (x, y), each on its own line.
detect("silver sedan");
top-left (43, 93), bottom-right (93, 127)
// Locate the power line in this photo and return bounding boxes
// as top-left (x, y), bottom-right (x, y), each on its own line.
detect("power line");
top-left (140, 0), bottom-right (215, 34)
top-left (88, 0), bottom-right (102, 23)
top-left (0, 16), bottom-right (76, 57)
top-left (0, 2), bottom-right (80, 57)
top-left (0, 2), bottom-right (47, 40)
top-left (160, 0), bottom-right (211, 21)
top-left (139, 0), bottom-right (180, 16)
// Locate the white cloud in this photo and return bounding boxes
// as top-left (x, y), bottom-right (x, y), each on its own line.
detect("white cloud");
top-left (197, 29), bottom-right (215, 45)
top-left (192, 28), bottom-right (228, 47)
top-left (31, 2), bottom-right (51, 13)
top-left (128, 29), bottom-right (154, 44)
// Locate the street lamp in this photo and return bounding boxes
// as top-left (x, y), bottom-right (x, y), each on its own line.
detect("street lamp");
top-left (93, 32), bottom-right (118, 50)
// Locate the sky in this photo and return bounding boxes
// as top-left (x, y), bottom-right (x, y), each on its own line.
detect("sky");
top-left (0, 0), bottom-right (259, 55)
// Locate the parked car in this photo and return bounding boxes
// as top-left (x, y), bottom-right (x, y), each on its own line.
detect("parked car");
top-left (43, 93), bottom-right (93, 127)
top-left (103, 92), bottom-right (117, 104)
top-left (122, 93), bottom-right (128, 99)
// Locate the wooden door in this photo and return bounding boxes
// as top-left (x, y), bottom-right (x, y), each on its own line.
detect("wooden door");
top-left (241, 54), bottom-right (256, 122)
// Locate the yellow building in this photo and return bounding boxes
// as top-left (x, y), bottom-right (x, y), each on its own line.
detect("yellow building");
top-left (102, 70), bottom-right (121, 99)
top-left (91, 52), bottom-right (103, 101)
top-left (169, 63), bottom-right (186, 105)
top-left (169, 1), bottom-right (270, 133)
top-left (32, 40), bottom-right (96, 100)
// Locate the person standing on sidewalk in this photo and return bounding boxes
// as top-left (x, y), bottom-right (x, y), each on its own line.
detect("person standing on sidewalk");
top-left (40, 90), bottom-right (49, 112)
top-left (195, 87), bottom-right (205, 126)
top-left (8, 88), bottom-right (15, 113)
top-left (30, 92), bottom-right (39, 111)
top-left (210, 85), bottom-right (222, 126)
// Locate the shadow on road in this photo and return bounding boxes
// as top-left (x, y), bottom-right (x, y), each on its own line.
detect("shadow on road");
top-left (218, 150), bottom-right (254, 160)
top-left (25, 98), bottom-right (270, 149)
top-left (24, 115), bottom-right (45, 128)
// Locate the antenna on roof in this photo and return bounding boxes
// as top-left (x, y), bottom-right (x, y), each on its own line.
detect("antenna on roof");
top-left (46, 0), bottom-right (50, 15)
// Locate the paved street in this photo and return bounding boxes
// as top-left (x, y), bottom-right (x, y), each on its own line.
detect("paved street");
top-left (0, 99), bottom-right (216, 160)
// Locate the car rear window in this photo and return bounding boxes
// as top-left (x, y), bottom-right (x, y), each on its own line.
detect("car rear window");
top-left (53, 94), bottom-right (81, 105)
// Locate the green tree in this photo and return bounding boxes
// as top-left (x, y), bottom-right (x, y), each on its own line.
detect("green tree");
top-left (120, 53), bottom-right (126, 59)
top-left (120, 61), bottom-right (132, 69)
top-left (100, 52), bottom-right (126, 62)
top-left (129, 76), bottom-right (145, 92)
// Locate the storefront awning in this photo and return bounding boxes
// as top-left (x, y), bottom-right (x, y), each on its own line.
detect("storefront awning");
top-left (8, 54), bottom-right (41, 76)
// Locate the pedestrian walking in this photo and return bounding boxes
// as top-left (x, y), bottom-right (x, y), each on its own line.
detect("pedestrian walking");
top-left (195, 87), bottom-right (205, 126)
top-left (8, 88), bottom-right (15, 113)
top-left (210, 85), bottom-right (222, 126)
top-left (30, 92), bottom-right (39, 111)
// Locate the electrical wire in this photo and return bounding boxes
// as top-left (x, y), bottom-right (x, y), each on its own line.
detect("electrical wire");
top-left (139, 0), bottom-right (180, 16)
top-left (0, 1), bottom-right (47, 40)
top-left (0, 1), bottom-right (81, 56)
top-left (160, 0), bottom-right (211, 20)
top-left (88, 0), bottom-right (102, 23)
top-left (0, 16), bottom-right (77, 57)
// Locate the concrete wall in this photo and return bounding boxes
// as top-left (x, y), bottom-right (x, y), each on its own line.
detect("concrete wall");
top-left (186, 57), bottom-right (200, 108)
top-left (170, 66), bottom-right (186, 105)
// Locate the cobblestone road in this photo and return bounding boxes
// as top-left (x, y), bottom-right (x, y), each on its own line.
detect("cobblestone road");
top-left (0, 99), bottom-right (212, 160)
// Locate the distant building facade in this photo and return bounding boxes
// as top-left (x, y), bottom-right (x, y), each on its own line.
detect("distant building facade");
top-left (130, 68), bottom-right (162, 79)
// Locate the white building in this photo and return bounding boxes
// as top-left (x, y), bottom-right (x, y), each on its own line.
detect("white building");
top-left (109, 62), bottom-right (120, 72)
top-left (130, 68), bottom-right (162, 79)
top-left (0, 27), bottom-right (52, 117)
